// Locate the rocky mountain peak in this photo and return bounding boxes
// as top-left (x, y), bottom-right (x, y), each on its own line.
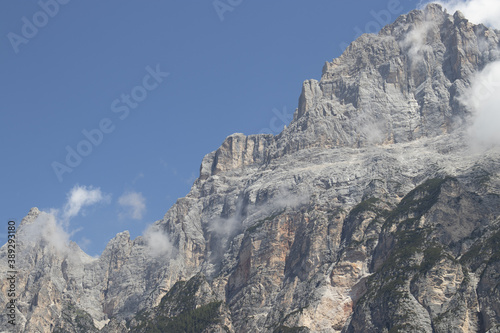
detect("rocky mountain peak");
top-left (18, 206), bottom-right (40, 227)
top-left (201, 4), bottom-right (500, 179)
top-left (2, 4), bottom-right (500, 333)
top-left (287, 3), bottom-right (499, 152)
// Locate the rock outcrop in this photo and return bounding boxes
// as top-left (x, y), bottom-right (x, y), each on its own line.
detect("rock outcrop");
top-left (2, 4), bottom-right (500, 332)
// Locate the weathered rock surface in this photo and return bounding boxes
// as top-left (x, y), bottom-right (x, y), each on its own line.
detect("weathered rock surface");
top-left (2, 4), bottom-right (500, 332)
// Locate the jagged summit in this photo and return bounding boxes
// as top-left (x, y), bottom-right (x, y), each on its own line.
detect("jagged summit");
top-left (200, 4), bottom-right (499, 179)
top-left (17, 206), bottom-right (40, 228)
top-left (2, 5), bottom-right (500, 333)
top-left (205, 4), bottom-right (497, 167)
top-left (280, 3), bottom-right (497, 150)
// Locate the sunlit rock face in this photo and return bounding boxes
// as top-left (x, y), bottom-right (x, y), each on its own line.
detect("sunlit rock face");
top-left (2, 4), bottom-right (500, 333)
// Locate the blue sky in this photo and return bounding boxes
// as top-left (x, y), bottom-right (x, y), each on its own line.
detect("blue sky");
top-left (1, 0), bottom-right (426, 256)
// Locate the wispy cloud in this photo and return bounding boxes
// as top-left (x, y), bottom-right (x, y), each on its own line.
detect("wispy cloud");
top-left (143, 223), bottom-right (173, 257)
top-left (414, 1), bottom-right (500, 149)
top-left (22, 185), bottom-right (108, 255)
top-left (209, 187), bottom-right (310, 236)
top-left (209, 198), bottom-right (245, 236)
top-left (424, 0), bottom-right (500, 28)
top-left (399, 19), bottom-right (435, 66)
top-left (62, 185), bottom-right (110, 222)
top-left (463, 61), bottom-right (500, 148)
top-left (118, 191), bottom-right (146, 220)
top-left (353, 110), bottom-right (387, 145)
top-left (23, 210), bottom-right (71, 253)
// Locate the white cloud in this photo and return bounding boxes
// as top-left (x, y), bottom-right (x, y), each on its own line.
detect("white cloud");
top-left (22, 210), bottom-right (70, 253)
top-left (210, 214), bottom-right (242, 236)
top-left (209, 187), bottom-right (310, 236)
top-left (270, 187), bottom-right (310, 211)
top-left (118, 191), bottom-right (146, 220)
top-left (399, 20), bottom-right (435, 65)
top-left (463, 61), bottom-right (500, 148)
top-left (143, 224), bottom-right (173, 257)
top-left (63, 185), bottom-right (109, 222)
top-left (426, 0), bottom-right (500, 29)
top-left (209, 197), bottom-right (244, 235)
top-left (20, 185), bottom-right (109, 255)
top-left (414, 1), bottom-right (500, 148)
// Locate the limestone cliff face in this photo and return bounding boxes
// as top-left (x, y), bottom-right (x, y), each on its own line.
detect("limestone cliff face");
top-left (2, 4), bottom-right (500, 333)
top-left (276, 5), bottom-right (499, 156)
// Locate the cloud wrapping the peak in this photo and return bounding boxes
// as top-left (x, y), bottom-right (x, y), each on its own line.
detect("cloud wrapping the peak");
top-left (427, 0), bottom-right (500, 28)
top-left (17, 185), bottom-right (108, 257)
top-left (22, 211), bottom-right (71, 253)
top-left (23, 185), bottom-right (109, 251)
top-left (118, 191), bottom-right (146, 220)
top-left (63, 185), bottom-right (109, 221)
top-left (463, 61), bottom-right (500, 148)
top-left (417, 1), bottom-right (500, 148)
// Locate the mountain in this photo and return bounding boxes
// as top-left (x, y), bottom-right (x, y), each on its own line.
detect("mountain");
top-left (2, 3), bottom-right (500, 332)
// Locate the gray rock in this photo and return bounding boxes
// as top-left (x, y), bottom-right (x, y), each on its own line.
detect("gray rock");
top-left (2, 4), bottom-right (500, 332)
